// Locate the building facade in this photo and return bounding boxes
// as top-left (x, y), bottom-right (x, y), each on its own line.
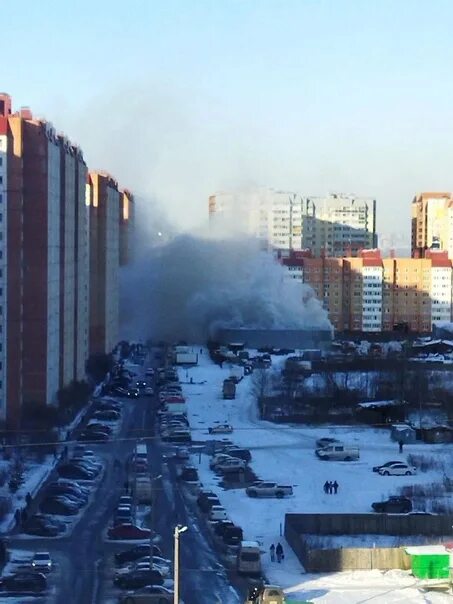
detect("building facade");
top-left (0, 94), bottom-right (132, 427)
top-left (282, 249), bottom-right (452, 334)
top-left (87, 172), bottom-right (121, 356)
top-left (411, 192), bottom-right (453, 258)
top-left (209, 189), bottom-right (377, 256)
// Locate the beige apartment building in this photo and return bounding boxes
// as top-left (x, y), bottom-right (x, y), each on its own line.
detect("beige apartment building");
top-left (411, 192), bottom-right (453, 258)
top-left (282, 249), bottom-right (452, 333)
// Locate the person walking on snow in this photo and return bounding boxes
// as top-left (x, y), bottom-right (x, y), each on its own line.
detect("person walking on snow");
top-left (333, 480), bottom-right (339, 494)
top-left (323, 480), bottom-right (329, 494)
top-left (399, 440), bottom-right (404, 454)
top-left (276, 543), bottom-right (284, 563)
top-left (327, 481), bottom-right (333, 494)
top-left (269, 544), bottom-right (275, 562)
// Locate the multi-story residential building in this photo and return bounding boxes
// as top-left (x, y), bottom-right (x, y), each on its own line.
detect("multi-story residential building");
top-left (119, 190), bottom-right (134, 266)
top-left (87, 172), bottom-right (121, 356)
top-left (0, 94), bottom-right (132, 427)
top-left (411, 192), bottom-right (453, 258)
top-left (209, 189), bottom-right (377, 256)
top-left (281, 249), bottom-right (453, 333)
top-left (303, 194), bottom-right (377, 257)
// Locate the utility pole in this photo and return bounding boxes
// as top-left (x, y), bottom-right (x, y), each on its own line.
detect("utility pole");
top-left (173, 524), bottom-right (187, 604)
top-left (149, 474), bottom-right (162, 569)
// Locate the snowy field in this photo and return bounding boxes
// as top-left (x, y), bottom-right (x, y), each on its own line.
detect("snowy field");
top-left (178, 350), bottom-right (453, 603)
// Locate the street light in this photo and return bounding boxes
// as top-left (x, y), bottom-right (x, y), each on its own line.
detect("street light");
top-left (149, 474), bottom-right (162, 569)
top-left (173, 524), bottom-right (188, 604)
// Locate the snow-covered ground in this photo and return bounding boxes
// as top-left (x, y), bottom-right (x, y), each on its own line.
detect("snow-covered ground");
top-left (178, 350), bottom-right (453, 603)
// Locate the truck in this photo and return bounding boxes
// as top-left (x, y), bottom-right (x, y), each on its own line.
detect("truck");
top-left (223, 379), bottom-right (236, 400)
top-left (175, 352), bottom-right (198, 365)
top-left (315, 444), bottom-right (360, 461)
top-left (245, 481), bottom-right (293, 498)
top-left (237, 541), bottom-right (262, 576)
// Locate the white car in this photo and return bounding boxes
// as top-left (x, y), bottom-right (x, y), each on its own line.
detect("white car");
top-left (208, 424), bottom-right (234, 434)
top-left (117, 557), bottom-right (171, 578)
top-left (144, 387), bottom-right (154, 396)
top-left (31, 551), bottom-right (52, 572)
top-left (378, 463), bottom-right (417, 476)
top-left (214, 458), bottom-right (246, 473)
top-left (208, 505), bottom-right (228, 521)
top-left (209, 454), bottom-right (236, 470)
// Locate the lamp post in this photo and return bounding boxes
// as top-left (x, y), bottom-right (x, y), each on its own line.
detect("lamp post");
top-left (173, 524), bottom-right (187, 604)
top-left (149, 474), bottom-right (162, 569)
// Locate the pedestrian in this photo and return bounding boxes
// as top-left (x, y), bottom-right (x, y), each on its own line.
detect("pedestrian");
top-left (327, 481), bottom-right (333, 494)
top-left (25, 492), bottom-right (32, 507)
top-left (333, 480), bottom-right (339, 494)
top-left (276, 542), bottom-right (284, 563)
top-left (399, 440), bottom-right (404, 454)
top-left (269, 543), bottom-right (275, 562)
top-left (323, 480), bottom-right (329, 494)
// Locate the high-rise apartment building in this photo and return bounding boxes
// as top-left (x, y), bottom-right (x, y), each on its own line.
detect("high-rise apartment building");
top-left (119, 190), bottom-right (134, 266)
top-left (411, 192), bottom-right (453, 258)
top-left (0, 93), bottom-right (132, 427)
top-left (209, 189), bottom-right (377, 257)
top-left (282, 249), bottom-right (452, 333)
top-left (87, 172), bottom-right (121, 356)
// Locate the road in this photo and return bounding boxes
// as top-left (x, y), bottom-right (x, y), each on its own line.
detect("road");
top-left (8, 351), bottom-right (245, 604)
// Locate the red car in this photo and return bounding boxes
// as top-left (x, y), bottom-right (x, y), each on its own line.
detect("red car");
top-left (108, 523), bottom-right (151, 540)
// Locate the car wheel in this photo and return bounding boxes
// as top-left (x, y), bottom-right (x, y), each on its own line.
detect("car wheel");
top-left (276, 491), bottom-right (284, 498)
top-left (382, 471), bottom-right (389, 476)
top-left (249, 490), bottom-right (257, 497)
top-left (405, 471), bottom-right (411, 475)
top-left (344, 457), bottom-right (352, 462)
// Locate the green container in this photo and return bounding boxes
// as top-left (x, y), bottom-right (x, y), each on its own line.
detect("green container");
top-left (411, 554), bottom-right (450, 579)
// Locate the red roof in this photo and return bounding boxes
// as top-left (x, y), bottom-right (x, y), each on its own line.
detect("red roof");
top-left (0, 117), bottom-right (7, 135)
top-left (363, 258), bottom-right (383, 267)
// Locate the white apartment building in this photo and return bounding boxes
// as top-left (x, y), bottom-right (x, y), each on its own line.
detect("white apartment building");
top-left (209, 189), bottom-right (377, 257)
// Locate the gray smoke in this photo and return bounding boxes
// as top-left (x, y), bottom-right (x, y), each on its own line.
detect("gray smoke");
top-left (120, 231), bottom-right (331, 343)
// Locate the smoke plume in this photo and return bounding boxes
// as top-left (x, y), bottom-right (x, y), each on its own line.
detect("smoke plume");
top-left (120, 231), bottom-right (331, 344)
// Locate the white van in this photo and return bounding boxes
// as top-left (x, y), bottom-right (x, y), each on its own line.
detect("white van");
top-left (134, 476), bottom-right (152, 504)
top-left (237, 541), bottom-right (262, 576)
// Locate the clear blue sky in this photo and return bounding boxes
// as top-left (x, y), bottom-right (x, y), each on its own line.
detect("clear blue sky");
top-left (3, 0), bottom-right (453, 240)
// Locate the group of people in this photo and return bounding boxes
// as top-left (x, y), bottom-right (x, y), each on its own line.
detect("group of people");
top-left (323, 480), bottom-right (339, 494)
top-left (269, 542), bottom-right (284, 563)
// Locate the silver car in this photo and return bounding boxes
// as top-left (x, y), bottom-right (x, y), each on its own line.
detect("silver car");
top-left (119, 584), bottom-right (175, 603)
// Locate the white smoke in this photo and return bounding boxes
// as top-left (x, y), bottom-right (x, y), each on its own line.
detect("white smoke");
top-left (120, 230), bottom-right (331, 343)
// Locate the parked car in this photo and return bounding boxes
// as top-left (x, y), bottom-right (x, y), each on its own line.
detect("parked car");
top-left (378, 463), bottom-right (416, 476)
top-left (96, 401), bottom-right (121, 412)
top-left (246, 481), bottom-right (293, 498)
top-left (31, 552), bottom-right (53, 573)
top-left (175, 447), bottom-right (190, 461)
top-left (208, 505), bottom-right (228, 521)
top-left (144, 387), bottom-right (154, 396)
top-left (178, 466), bottom-right (199, 483)
top-left (40, 496), bottom-right (79, 516)
top-left (70, 457), bottom-right (102, 473)
top-left (0, 571), bottom-right (47, 593)
top-left (372, 460), bottom-right (402, 473)
top-left (114, 544), bottom-right (162, 566)
top-left (113, 568), bottom-right (164, 589)
top-left (145, 368), bottom-right (155, 377)
top-left (119, 495), bottom-right (133, 507)
top-left (208, 424), bottom-right (234, 434)
top-left (45, 484), bottom-right (88, 503)
top-left (118, 557), bottom-right (171, 578)
top-left (215, 458), bottom-right (246, 473)
top-left (78, 430), bottom-right (109, 442)
top-left (93, 409), bottom-right (121, 421)
top-left (115, 506), bottom-right (133, 524)
top-left (223, 448), bottom-right (252, 463)
top-left (127, 388), bottom-right (140, 399)
top-left (54, 479), bottom-right (90, 496)
top-left (136, 380), bottom-right (147, 388)
top-left (58, 464), bottom-right (96, 480)
top-left (86, 422), bottom-right (113, 435)
top-left (372, 496), bottom-right (412, 513)
top-left (209, 454), bottom-right (235, 470)
top-left (23, 516), bottom-right (62, 537)
top-left (108, 523), bottom-right (151, 540)
top-left (316, 437), bottom-right (343, 449)
top-left (119, 584), bottom-right (175, 603)
top-left (165, 429), bottom-right (191, 443)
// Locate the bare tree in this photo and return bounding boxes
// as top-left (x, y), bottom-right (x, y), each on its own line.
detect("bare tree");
top-left (251, 369), bottom-right (274, 417)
